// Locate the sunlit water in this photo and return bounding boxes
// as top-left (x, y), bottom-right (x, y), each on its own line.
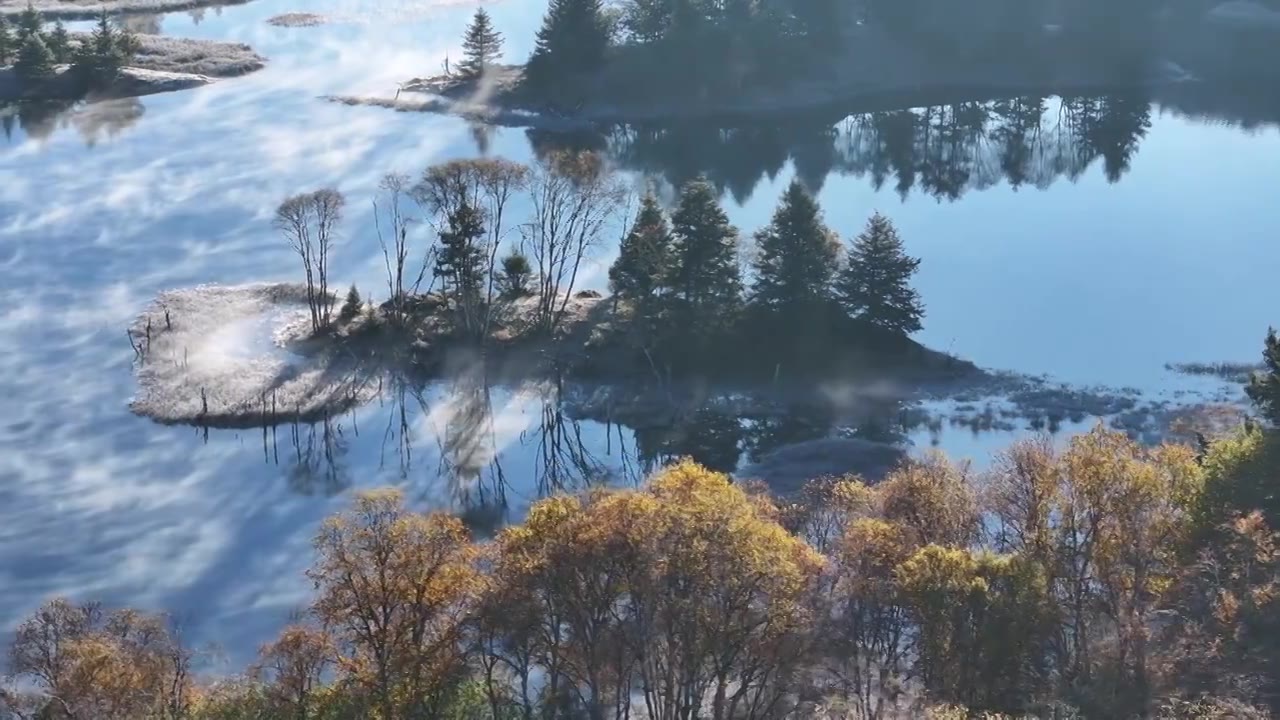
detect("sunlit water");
top-left (2, 0), bottom-right (1278, 665)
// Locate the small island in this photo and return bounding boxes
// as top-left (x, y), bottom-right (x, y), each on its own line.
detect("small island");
top-left (0, 5), bottom-right (264, 104)
top-left (0, 0), bottom-right (250, 20)
top-left (128, 153), bottom-right (977, 431)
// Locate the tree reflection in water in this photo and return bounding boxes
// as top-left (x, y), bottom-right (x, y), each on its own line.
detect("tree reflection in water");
top-left (524, 93), bottom-right (1162, 204)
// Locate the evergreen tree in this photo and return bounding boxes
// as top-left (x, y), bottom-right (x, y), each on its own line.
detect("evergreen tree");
top-left (338, 284), bottom-right (363, 323)
top-left (666, 178), bottom-right (742, 339)
top-left (15, 2), bottom-right (42, 43)
top-left (497, 251), bottom-right (532, 297)
top-left (45, 20), bottom-right (70, 64)
top-left (1246, 327), bottom-right (1280, 425)
top-left (74, 9), bottom-right (132, 86)
top-left (458, 7), bottom-right (503, 78)
top-left (835, 212), bottom-right (924, 336)
top-left (0, 16), bottom-right (14, 65)
top-left (524, 0), bottom-right (610, 90)
top-left (750, 179), bottom-right (839, 322)
top-left (13, 32), bottom-right (54, 84)
top-left (609, 193), bottom-right (671, 309)
top-left (435, 200), bottom-right (487, 307)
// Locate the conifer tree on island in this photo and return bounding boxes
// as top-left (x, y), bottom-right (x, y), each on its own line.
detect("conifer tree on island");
top-left (458, 7), bottom-right (503, 78)
top-left (0, 17), bottom-right (15, 65)
top-left (45, 20), bottom-right (70, 64)
top-left (435, 200), bottom-right (487, 309)
top-left (337, 284), bottom-right (363, 324)
top-left (751, 179), bottom-right (840, 324)
top-left (523, 0), bottom-right (610, 90)
top-left (15, 2), bottom-right (42, 43)
top-left (667, 178), bottom-right (742, 339)
top-left (836, 212), bottom-right (924, 336)
top-left (13, 32), bottom-right (55, 85)
top-left (1246, 327), bottom-right (1280, 425)
top-left (497, 251), bottom-right (532, 298)
top-left (609, 192), bottom-right (672, 312)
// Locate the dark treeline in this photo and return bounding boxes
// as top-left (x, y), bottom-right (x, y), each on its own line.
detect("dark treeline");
top-left (525, 93), bottom-right (1153, 204)
top-left (0, 5), bottom-right (139, 96)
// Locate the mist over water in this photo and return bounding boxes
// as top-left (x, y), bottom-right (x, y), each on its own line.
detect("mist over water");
top-left (2, 0), bottom-right (1278, 665)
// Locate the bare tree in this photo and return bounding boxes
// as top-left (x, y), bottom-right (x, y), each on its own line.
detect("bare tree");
top-left (413, 159), bottom-right (529, 339)
top-left (373, 173), bottom-right (430, 327)
top-left (275, 188), bottom-right (346, 333)
top-left (524, 150), bottom-right (627, 334)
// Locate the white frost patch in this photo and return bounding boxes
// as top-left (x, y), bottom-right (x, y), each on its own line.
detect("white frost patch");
top-left (129, 283), bottom-right (375, 426)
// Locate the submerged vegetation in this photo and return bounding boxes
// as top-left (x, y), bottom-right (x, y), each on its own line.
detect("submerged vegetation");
top-left (3, 418), bottom-right (1278, 719)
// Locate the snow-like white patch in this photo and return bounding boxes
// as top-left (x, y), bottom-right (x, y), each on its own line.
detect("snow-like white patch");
top-left (129, 283), bottom-right (375, 427)
top-left (1207, 1), bottom-right (1280, 30)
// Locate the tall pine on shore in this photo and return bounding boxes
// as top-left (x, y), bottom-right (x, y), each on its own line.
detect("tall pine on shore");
top-left (751, 179), bottom-right (840, 328)
top-left (835, 212), bottom-right (924, 337)
top-left (609, 193), bottom-right (672, 310)
top-left (523, 0), bottom-right (610, 92)
top-left (458, 8), bottom-right (503, 78)
top-left (666, 179), bottom-right (742, 345)
top-left (1247, 328), bottom-right (1280, 425)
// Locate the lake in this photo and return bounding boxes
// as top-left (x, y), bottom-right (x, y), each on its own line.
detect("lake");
top-left (1, 0), bottom-right (1277, 666)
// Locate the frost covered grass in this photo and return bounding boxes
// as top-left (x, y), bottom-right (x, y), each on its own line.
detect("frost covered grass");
top-left (129, 34), bottom-right (267, 78)
top-left (0, 0), bottom-right (251, 20)
top-left (129, 284), bottom-right (378, 428)
top-left (266, 12), bottom-right (328, 27)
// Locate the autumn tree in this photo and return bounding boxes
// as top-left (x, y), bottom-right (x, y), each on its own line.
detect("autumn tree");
top-left (665, 178), bottom-right (742, 351)
top-left (308, 489), bottom-right (481, 719)
top-left (251, 624), bottom-right (335, 720)
top-left (1246, 327), bottom-right (1280, 425)
top-left (525, 150), bottom-right (626, 334)
top-left (750, 179), bottom-right (840, 331)
top-left (459, 7), bottom-right (503, 78)
top-left (836, 212), bottom-right (924, 337)
top-left (275, 188), bottom-right (345, 333)
top-left (877, 450), bottom-right (981, 549)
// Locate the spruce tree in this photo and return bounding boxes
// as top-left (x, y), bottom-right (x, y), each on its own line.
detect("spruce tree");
top-left (750, 179), bottom-right (839, 321)
top-left (74, 9), bottom-right (130, 86)
top-left (609, 192), bottom-right (671, 310)
top-left (835, 212), bottom-right (924, 336)
top-left (13, 32), bottom-right (54, 84)
top-left (338, 284), bottom-right (363, 323)
top-left (0, 17), bottom-right (14, 65)
top-left (1246, 327), bottom-right (1280, 425)
top-left (436, 200), bottom-right (487, 306)
top-left (15, 2), bottom-right (42, 43)
top-left (524, 0), bottom-right (610, 90)
top-left (459, 8), bottom-right (503, 78)
top-left (497, 251), bottom-right (532, 297)
top-left (45, 20), bottom-right (70, 64)
top-left (666, 178), bottom-right (742, 339)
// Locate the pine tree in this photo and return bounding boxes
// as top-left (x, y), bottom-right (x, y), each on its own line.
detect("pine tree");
top-left (835, 212), bottom-right (924, 336)
top-left (497, 251), bottom-right (532, 298)
top-left (338, 284), bottom-right (363, 323)
top-left (0, 17), bottom-right (14, 65)
top-left (45, 20), bottom-right (70, 64)
top-left (15, 2), bottom-right (42, 43)
top-left (436, 200), bottom-right (487, 307)
top-left (13, 32), bottom-right (54, 84)
top-left (524, 0), bottom-right (610, 90)
top-left (666, 178), bottom-right (742, 339)
top-left (74, 9), bottom-right (129, 86)
top-left (1246, 327), bottom-right (1280, 425)
top-left (459, 8), bottom-right (503, 78)
top-left (751, 179), bottom-right (839, 321)
top-left (609, 193), bottom-right (672, 309)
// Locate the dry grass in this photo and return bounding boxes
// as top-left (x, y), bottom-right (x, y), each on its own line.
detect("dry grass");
top-left (0, 0), bottom-right (251, 20)
top-left (128, 34), bottom-right (266, 78)
top-left (266, 12), bottom-right (327, 27)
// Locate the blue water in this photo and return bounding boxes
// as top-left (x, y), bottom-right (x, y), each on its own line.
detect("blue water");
top-left (1, 0), bottom-right (1278, 665)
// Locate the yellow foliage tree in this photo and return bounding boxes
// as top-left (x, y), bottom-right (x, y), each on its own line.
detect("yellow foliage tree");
top-left (308, 488), bottom-right (481, 720)
top-left (878, 451), bottom-right (980, 549)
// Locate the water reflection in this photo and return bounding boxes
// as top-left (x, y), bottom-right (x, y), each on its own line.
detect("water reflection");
top-left (528, 93), bottom-right (1163, 202)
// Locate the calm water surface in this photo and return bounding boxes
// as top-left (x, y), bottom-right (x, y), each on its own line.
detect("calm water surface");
top-left (1, 0), bottom-right (1278, 664)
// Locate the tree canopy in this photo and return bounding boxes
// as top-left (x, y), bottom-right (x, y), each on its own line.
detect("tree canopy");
top-left (835, 212), bottom-right (925, 337)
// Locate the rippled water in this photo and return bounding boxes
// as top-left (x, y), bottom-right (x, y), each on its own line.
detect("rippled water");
top-left (2, 0), bottom-right (1278, 665)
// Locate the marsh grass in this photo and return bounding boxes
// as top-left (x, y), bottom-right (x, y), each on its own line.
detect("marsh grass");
top-left (1165, 361), bottom-right (1262, 383)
